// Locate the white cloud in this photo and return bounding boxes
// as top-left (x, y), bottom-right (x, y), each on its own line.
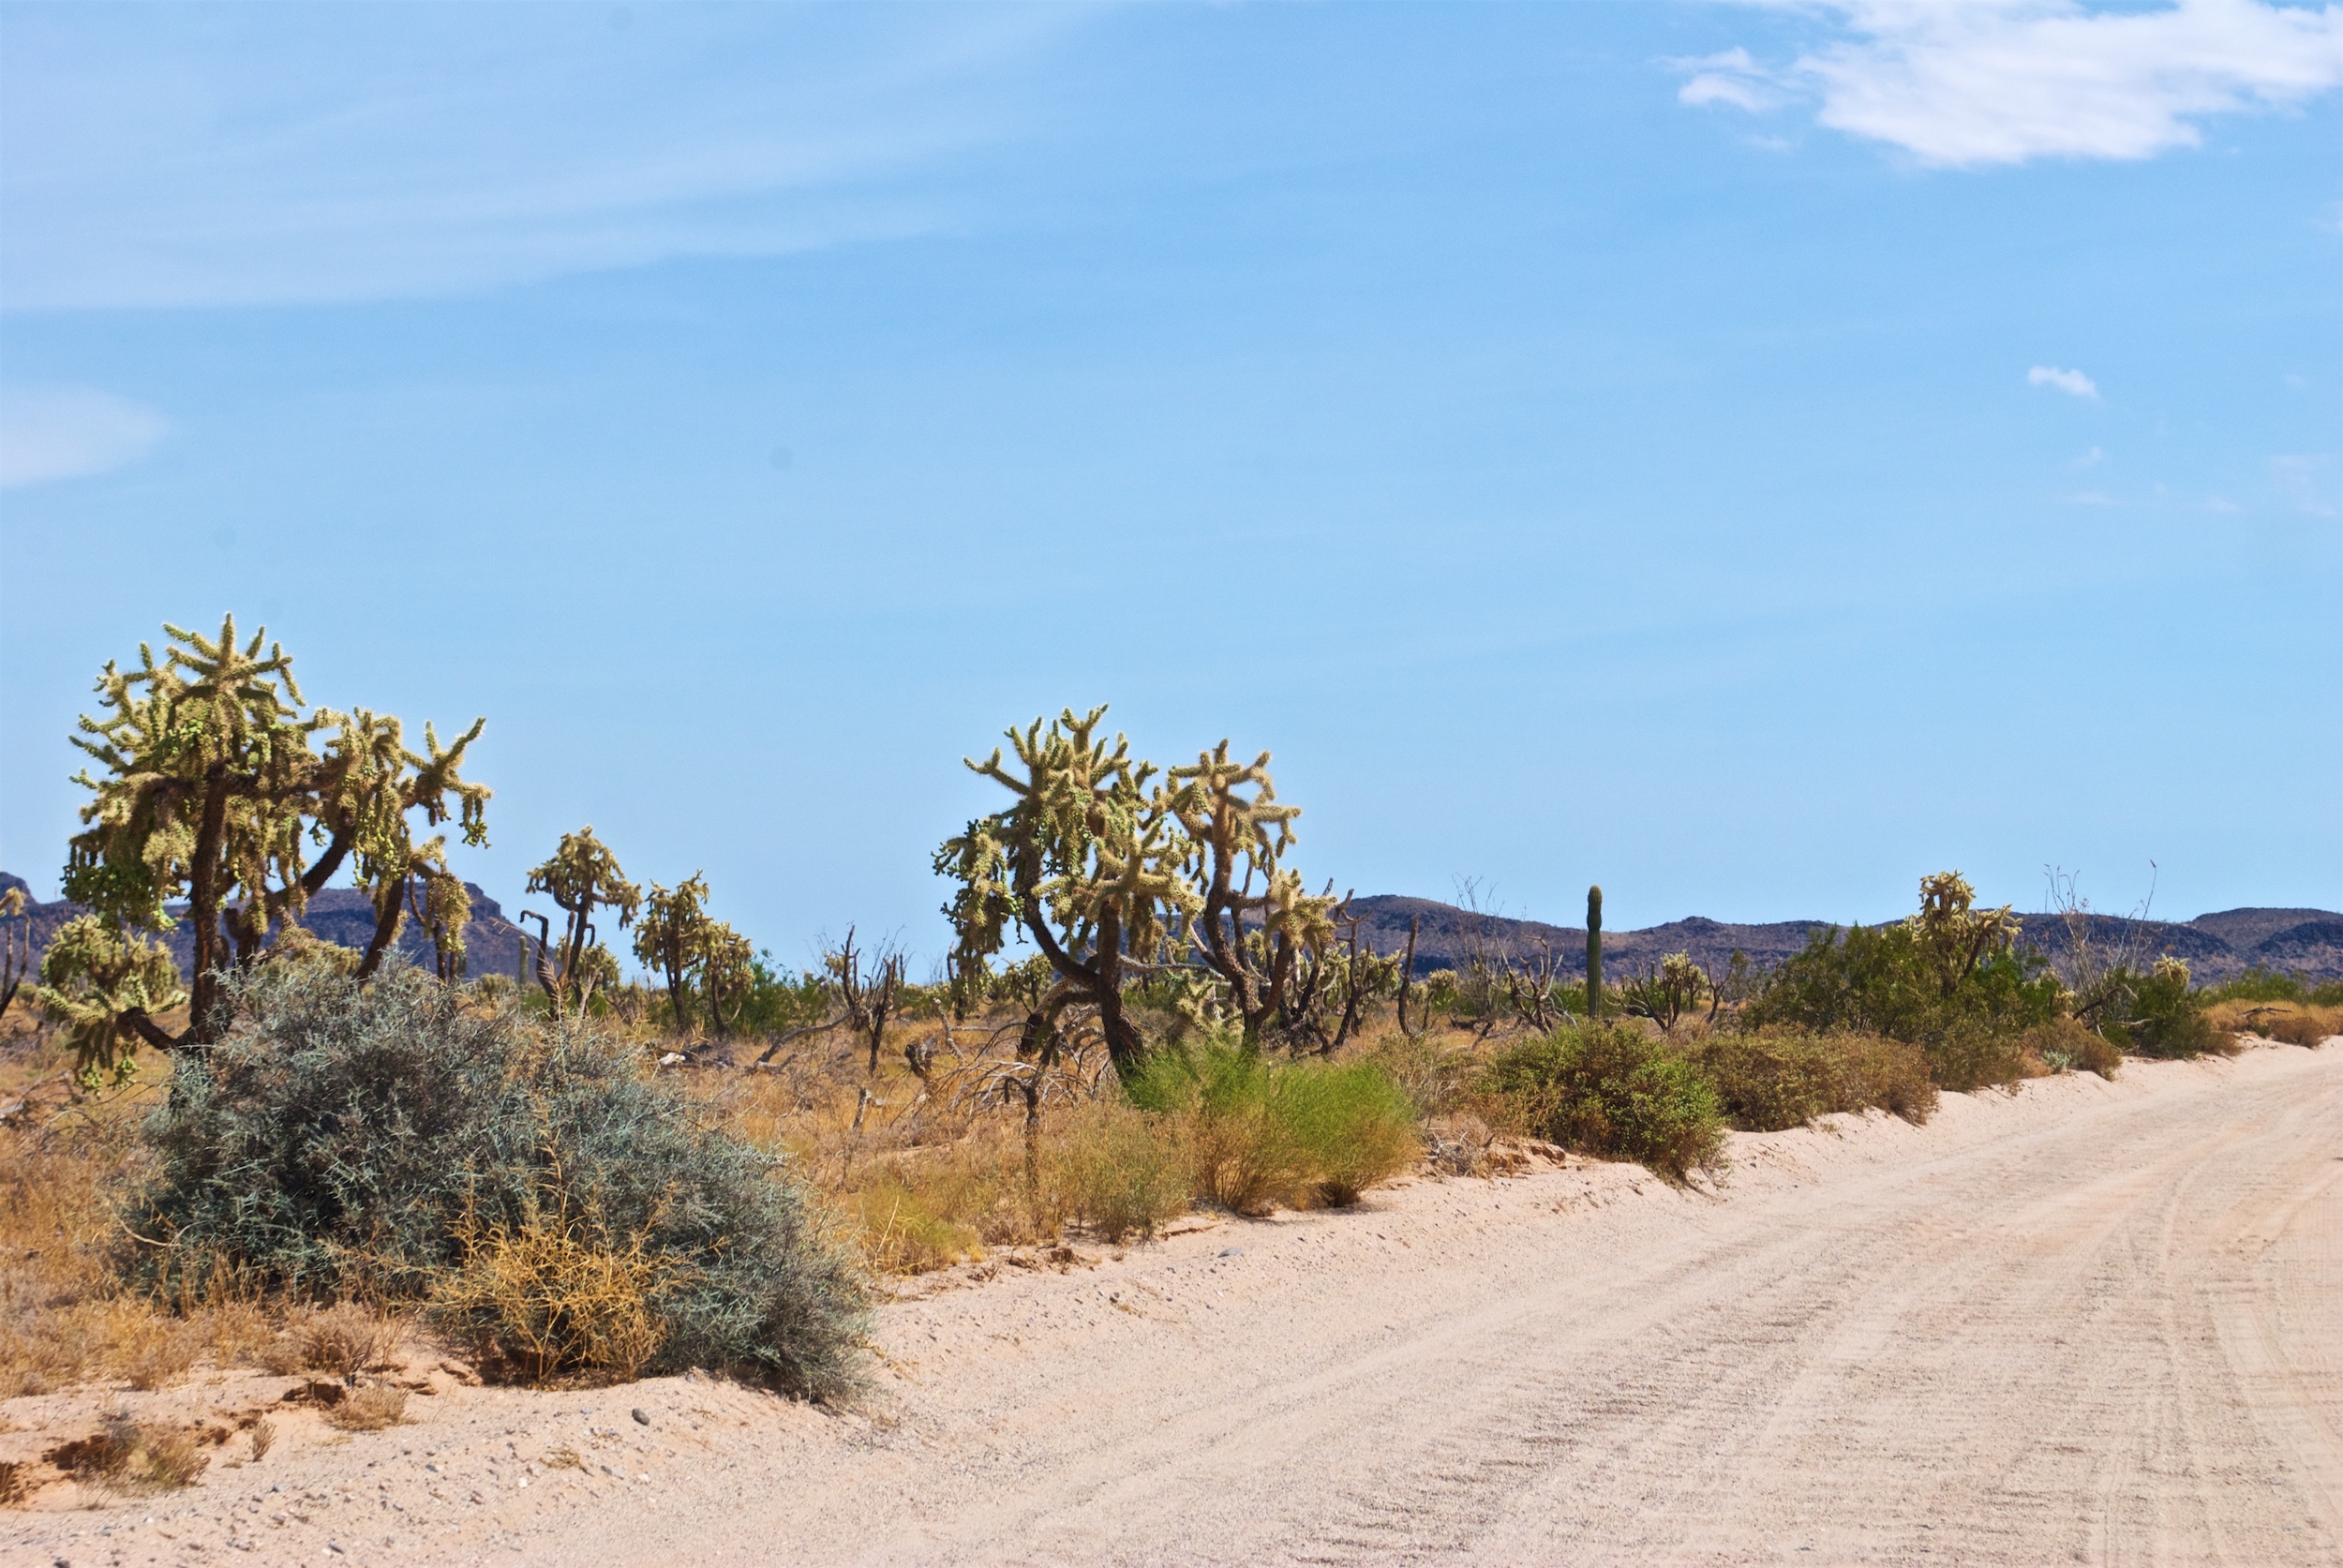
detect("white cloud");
top-left (2029, 365), bottom-right (2100, 397)
top-left (0, 386), bottom-right (168, 488)
top-left (1674, 2), bottom-right (2343, 166)
top-left (1673, 49), bottom-right (1787, 111)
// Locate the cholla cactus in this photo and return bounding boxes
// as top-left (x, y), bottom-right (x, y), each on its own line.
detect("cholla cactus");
top-left (936, 707), bottom-right (1199, 1069)
top-left (33, 915), bottom-right (187, 1084)
top-left (0, 886), bottom-right (26, 1020)
top-left (1908, 871), bottom-right (2021, 997)
top-left (65, 618), bottom-right (321, 1046)
top-left (60, 617), bottom-right (488, 1048)
top-left (1168, 740), bottom-right (1339, 1043)
top-left (314, 708), bottom-right (489, 980)
top-left (634, 874), bottom-right (715, 1032)
top-left (524, 828), bottom-right (640, 1014)
top-left (1620, 950), bottom-right (1709, 1033)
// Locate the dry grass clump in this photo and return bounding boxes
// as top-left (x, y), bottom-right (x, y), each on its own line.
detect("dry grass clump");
top-left (53, 1413), bottom-right (208, 1495)
top-left (1048, 1099), bottom-right (1189, 1242)
top-left (0, 1045), bottom-right (276, 1399)
top-left (2018, 1018), bottom-right (2125, 1079)
top-left (294, 1301), bottom-right (405, 1382)
top-left (321, 1384), bottom-right (408, 1431)
top-left (836, 1101), bottom-right (1192, 1268)
top-left (430, 1202), bottom-right (671, 1384)
top-left (2208, 999), bottom-right (2339, 1047)
top-left (1684, 1028), bottom-right (1937, 1130)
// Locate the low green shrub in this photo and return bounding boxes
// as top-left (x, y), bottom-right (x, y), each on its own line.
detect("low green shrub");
top-left (1742, 874), bottom-right (2061, 1088)
top-left (1922, 1021), bottom-right (2029, 1093)
top-left (1683, 1031), bottom-right (1839, 1131)
top-left (2099, 959), bottom-right (2230, 1060)
top-left (1049, 1101), bottom-right (1190, 1241)
top-left (1276, 1062), bottom-right (1419, 1205)
top-left (1483, 1024), bottom-right (1725, 1183)
top-left (130, 963), bottom-right (867, 1396)
top-left (2198, 967), bottom-right (2343, 1008)
top-left (1125, 1038), bottom-right (1417, 1214)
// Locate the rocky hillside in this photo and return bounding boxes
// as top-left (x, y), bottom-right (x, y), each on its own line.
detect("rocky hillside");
top-left (1346, 894), bottom-right (2343, 988)
top-left (1, 871), bottom-right (532, 985)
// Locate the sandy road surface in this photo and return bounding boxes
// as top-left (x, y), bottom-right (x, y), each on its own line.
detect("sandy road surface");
top-left (9, 1043), bottom-right (2338, 1567)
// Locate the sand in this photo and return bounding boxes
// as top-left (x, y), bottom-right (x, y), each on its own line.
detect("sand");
top-left (6, 1039), bottom-right (2337, 1567)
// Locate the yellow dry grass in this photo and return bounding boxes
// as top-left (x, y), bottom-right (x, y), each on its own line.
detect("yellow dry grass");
top-left (0, 1037), bottom-right (276, 1399)
top-left (2207, 998), bottom-right (2340, 1047)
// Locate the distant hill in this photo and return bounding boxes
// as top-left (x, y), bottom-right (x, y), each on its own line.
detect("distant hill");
top-left (1346, 894), bottom-right (2343, 987)
top-left (1, 870), bottom-right (532, 985)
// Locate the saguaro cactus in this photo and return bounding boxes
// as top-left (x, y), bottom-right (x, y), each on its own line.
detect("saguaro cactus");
top-left (1586, 884), bottom-right (1604, 1020)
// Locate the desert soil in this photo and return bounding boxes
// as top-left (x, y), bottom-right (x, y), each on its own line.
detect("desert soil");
top-left (6, 1040), bottom-right (2338, 1567)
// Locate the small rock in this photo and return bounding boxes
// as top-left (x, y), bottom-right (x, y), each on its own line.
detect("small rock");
top-left (631, 1408), bottom-right (651, 1427)
top-left (1218, 1247), bottom-right (1243, 1258)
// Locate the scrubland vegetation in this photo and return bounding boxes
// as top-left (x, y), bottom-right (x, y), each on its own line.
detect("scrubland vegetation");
top-left (0, 620), bottom-right (2328, 1435)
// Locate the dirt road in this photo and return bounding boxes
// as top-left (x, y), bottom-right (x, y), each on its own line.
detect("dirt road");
top-left (9, 1043), bottom-right (2338, 1566)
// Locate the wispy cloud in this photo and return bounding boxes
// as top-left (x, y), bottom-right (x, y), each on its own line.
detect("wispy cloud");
top-left (2029, 365), bottom-right (2100, 397)
top-left (1673, 48), bottom-right (1786, 112)
top-left (0, 7), bottom-right (1088, 310)
top-left (1672, 2), bottom-right (2343, 166)
top-left (0, 386), bottom-right (168, 488)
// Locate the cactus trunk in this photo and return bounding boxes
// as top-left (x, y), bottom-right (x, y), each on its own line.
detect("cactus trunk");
top-left (1586, 884), bottom-right (1603, 1020)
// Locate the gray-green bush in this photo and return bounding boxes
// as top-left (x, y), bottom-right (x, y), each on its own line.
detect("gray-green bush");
top-left (1483, 1024), bottom-right (1725, 1183)
top-left (130, 963), bottom-right (866, 1396)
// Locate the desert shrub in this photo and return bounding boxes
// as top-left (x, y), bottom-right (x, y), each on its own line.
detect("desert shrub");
top-left (430, 1201), bottom-right (669, 1382)
top-left (295, 1302), bottom-right (403, 1382)
top-left (2098, 959), bottom-right (2229, 1060)
top-left (1273, 1061), bottom-right (1419, 1205)
top-left (1483, 1025), bottom-right (1725, 1183)
top-left (2199, 967), bottom-right (2343, 1008)
top-left (1683, 1029), bottom-right (1935, 1130)
top-left (1353, 1030), bottom-right (1477, 1118)
top-left (2259, 1009), bottom-right (2337, 1047)
top-left (837, 1162), bottom-right (992, 1274)
top-left (2019, 1018), bottom-right (2123, 1079)
top-left (129, 963), bottom-right (866, 1396)
top-left (1684, 1030), bottom-right (1839, 1131)
top-left (1827, 1034), bottom-right (1939, 1122)
top-left (1125, 1038), bottom-right (1417, 1214)
top-left (56, 1415), bottom-right (207, 1495)
top-left (1127, 1039), bottom-right (1312, 1215)
top-left (1048, 1100), bottom-right (1189, 1241)
top-left (1746, 921), bottom-right (2062, 1053)
top-left (1920, 1020), bottom-right (2028, 1092)
top-left (323, 1384), bottom-right (408, 1431)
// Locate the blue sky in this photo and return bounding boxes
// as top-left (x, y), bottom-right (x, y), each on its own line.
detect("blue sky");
top-left (3, 1), bottom-right (2338, 968)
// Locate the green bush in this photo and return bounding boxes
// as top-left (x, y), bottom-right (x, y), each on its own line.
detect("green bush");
top-left (1124, 1038), bottom-right (1417, 1214)
top-left (2099, 959), bottom-right (2228, 1060)
top-left (1276, 1062), bottom-right (1420, 1205)
top-left (1483, 1025), bottom-right (1725, 1183)
top-left (2198, 967), bottom-right (2343, 1008)
top-left (131, 963), bottom-right (867, 1396)
top-left (1049, 1102), bottom-right (1190, 1241)
top-left (1919, 1020), bottom-right (2029, 1092)
top-left (1685, 1029), bottom-right (1936, 1131)
top-left (1744, 920), bottom-right (2062, 1052)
